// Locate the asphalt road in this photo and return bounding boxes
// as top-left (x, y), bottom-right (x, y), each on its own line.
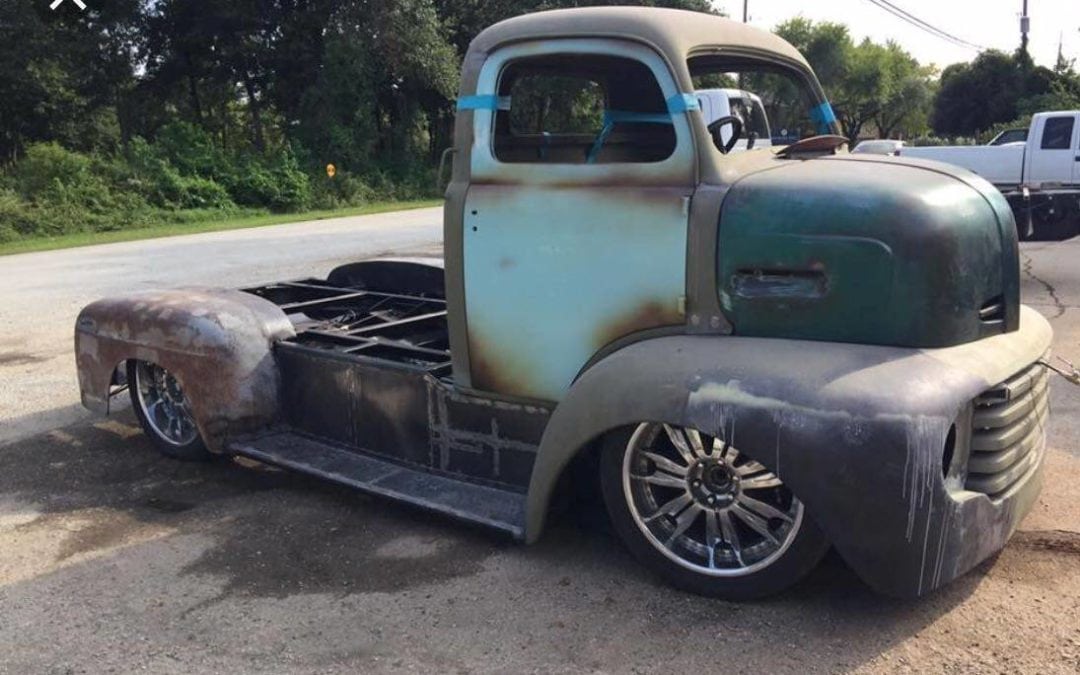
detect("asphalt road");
top-left (1, 214), bottom-right (1079, 673)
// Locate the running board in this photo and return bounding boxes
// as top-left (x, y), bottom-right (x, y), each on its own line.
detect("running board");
top-left (228, 431), bottom-right (526, 540)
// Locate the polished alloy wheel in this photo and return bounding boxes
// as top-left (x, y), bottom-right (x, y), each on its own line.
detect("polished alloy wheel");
top-left (622, 422), bottom-right (803, 576)
top-left (133, 361), bottom-right (199, 446)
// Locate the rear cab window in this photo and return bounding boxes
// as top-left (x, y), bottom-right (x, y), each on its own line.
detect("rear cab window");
top-left (467, 38), bottom-right (697, 187)
top-left (493, 54), bottom-right (676, 165)
top-left (1041, 116), bottom-right (1076, 150)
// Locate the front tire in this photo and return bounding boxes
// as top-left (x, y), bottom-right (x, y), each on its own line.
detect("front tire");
top-left (600, 423), bottom-right (828, 599)
top-left (127, 360), bottom-right (211, 461)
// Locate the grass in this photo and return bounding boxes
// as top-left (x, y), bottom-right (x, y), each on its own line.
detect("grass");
top-left (0, 199), bottom-right (443, 257)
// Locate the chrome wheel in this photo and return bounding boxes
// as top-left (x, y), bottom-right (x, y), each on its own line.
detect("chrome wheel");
top-left (622, 422), bottom-right (803, 577)
top-left (132, 361), bottom-right (199, 446)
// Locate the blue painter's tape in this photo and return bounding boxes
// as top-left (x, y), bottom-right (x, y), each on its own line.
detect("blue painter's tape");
top-left (666, 93), bottom-right (701, 113)
top-left (586, 122), bottom-right (615, 164)
top-left (810, 101), bottom-right (837, 132)
top-left (457, 95), bottom-right (511, 111)
top-left (586, 98), bottom-right (697, 163)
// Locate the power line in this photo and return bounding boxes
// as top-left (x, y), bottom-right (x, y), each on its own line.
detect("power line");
top-left (863, 0), bottom-right (986, 52)
top-left (868, 0), bottom-right (986, 50)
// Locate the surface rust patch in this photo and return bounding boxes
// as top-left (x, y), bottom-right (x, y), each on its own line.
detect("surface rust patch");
top-left (592, 299), bottom-right (683, 351)
top-left (467, 333), bottom-right (537, 399)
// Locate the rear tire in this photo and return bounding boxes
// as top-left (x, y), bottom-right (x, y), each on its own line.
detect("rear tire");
top-left (127, 360), bottom-right (211, 461)
top-left (600, 423), bottom-right (829, 599)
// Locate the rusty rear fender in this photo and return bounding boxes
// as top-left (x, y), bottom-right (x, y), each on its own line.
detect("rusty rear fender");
top-left (74, 288), bottom-right (295, 451)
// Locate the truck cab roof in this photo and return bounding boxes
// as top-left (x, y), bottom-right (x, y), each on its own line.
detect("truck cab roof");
top-left (468, 7), bottom-right (811, 80)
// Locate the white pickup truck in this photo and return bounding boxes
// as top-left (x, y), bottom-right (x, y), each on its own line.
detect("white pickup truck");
top-left (899, 111), bottom-right (1080, 239)
top-left (695, 88), bottom-right (772, 151)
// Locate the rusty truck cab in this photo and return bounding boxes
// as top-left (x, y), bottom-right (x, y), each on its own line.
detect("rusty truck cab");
top-left (443, 9), bottom-right (835, 403)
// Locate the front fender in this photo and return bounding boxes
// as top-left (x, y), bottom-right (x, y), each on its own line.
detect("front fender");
top-left (75, 288), bottom-right (294, 451)
top-left (526, 306), bottom-right (1052, 596)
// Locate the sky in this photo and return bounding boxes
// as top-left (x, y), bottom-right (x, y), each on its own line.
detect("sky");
top-left (711, 0), bottom-right (1080, 71)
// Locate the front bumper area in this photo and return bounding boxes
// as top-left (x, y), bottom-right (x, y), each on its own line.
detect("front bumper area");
top-left (677, 306), bottom-right (1054, 597)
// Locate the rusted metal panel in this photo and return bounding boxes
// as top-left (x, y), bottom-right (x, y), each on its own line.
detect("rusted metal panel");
top-left (74, 288), bottom-right (294, 450)
top-left (457, 36), bottom-right (696, 401)
top-left (274, 343), bottom-right (549, 490)
top-left (463, 185), bottom-right (689, 401)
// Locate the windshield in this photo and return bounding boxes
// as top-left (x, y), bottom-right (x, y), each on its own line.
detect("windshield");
top-left (688, 54), bottom-right (836, 149)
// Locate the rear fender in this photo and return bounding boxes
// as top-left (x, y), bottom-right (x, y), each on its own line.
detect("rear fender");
top-left (326, 257), bottom-right (445, 298)
top-left (75, 288), bottom-right (295, 451)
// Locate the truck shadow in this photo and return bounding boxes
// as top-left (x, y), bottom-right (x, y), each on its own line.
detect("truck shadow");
top-left (0, 416), bottom-right (990, 671)
top-left (0, 416), bottom-right (503, 601)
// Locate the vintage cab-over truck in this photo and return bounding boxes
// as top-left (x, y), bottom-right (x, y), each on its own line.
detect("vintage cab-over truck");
top-left (75, 8), bottom-right (1054, 599)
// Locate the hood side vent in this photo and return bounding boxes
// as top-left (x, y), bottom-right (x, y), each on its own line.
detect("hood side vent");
top-left (979, 295), bottom-right (1005, 323)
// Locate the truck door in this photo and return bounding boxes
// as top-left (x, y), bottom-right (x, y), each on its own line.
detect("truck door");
top-left (1028, 114), bottom-right (1078, 185)
top-left (458, 39), bottom-right (697, 401)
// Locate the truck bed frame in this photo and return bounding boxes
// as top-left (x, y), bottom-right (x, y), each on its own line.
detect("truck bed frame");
top-left (243, 278), bottom-right (452, 375)
top-left (231, 276), bottom-right (549, 539)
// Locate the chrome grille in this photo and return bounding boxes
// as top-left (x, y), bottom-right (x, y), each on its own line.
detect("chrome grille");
top-left (966, 362), bottom-right (1049, 498)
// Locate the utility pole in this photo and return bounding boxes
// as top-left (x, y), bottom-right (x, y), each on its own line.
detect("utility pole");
top-left (743, 0), bottom-right (748, 23)
top-left (1020, 0), bottom-right (1030, 54)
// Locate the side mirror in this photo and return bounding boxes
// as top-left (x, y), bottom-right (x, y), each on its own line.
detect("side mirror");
top-left (435, 147), bottom-right (456, 194)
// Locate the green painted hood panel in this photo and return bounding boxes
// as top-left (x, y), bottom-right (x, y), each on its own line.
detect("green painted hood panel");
top-left (717, 155), bottom-right (1020, 348)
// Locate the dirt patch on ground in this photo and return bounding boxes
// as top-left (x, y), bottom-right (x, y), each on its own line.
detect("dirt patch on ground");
top-left (0, 351), bottom-right (49, 366)
top-left (1011, 529), bottom-right (1080, 556)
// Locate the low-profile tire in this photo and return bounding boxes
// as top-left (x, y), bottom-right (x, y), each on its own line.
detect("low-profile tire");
top-left (127, 360), bottom-right (211, 461)
top-left (600, 423), bottom-right (829, 600)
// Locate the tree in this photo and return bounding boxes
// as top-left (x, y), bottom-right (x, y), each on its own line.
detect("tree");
top-left (0, 0), bottom-right (140, 161)
top-left (775, 19), bottom-right (932, 143)
top-left (873, 43), bottom-right (936, 139)
top-left (930, 49), bottom-right (1056, 137)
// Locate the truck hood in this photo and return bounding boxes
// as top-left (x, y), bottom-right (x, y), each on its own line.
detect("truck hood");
top-left (716, 153), bottom-right (1021, 347)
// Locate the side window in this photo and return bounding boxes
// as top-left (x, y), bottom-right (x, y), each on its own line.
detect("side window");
top-left (1040, 117), bottom-right (1075, 150)
top-left (493, 54), bottom-right (676, 164)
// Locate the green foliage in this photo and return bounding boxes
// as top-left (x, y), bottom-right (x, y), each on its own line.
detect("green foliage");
top-left (509, 75), bottom-right (605, 134)
top-left (225, 150), bottom-right (313, 213)
top-left (311, 172), bottom-right (378, 210)
top-left (152, 122), bottom-right (227, 179)
top-left (929, 48), bottom-right (1076, 137)
top-left (775, 19), bottom-right (935, 142)
top-left (22, 0), bottom-right (1080, 245)
top-left (10, 142), bottom-right (95, 200)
